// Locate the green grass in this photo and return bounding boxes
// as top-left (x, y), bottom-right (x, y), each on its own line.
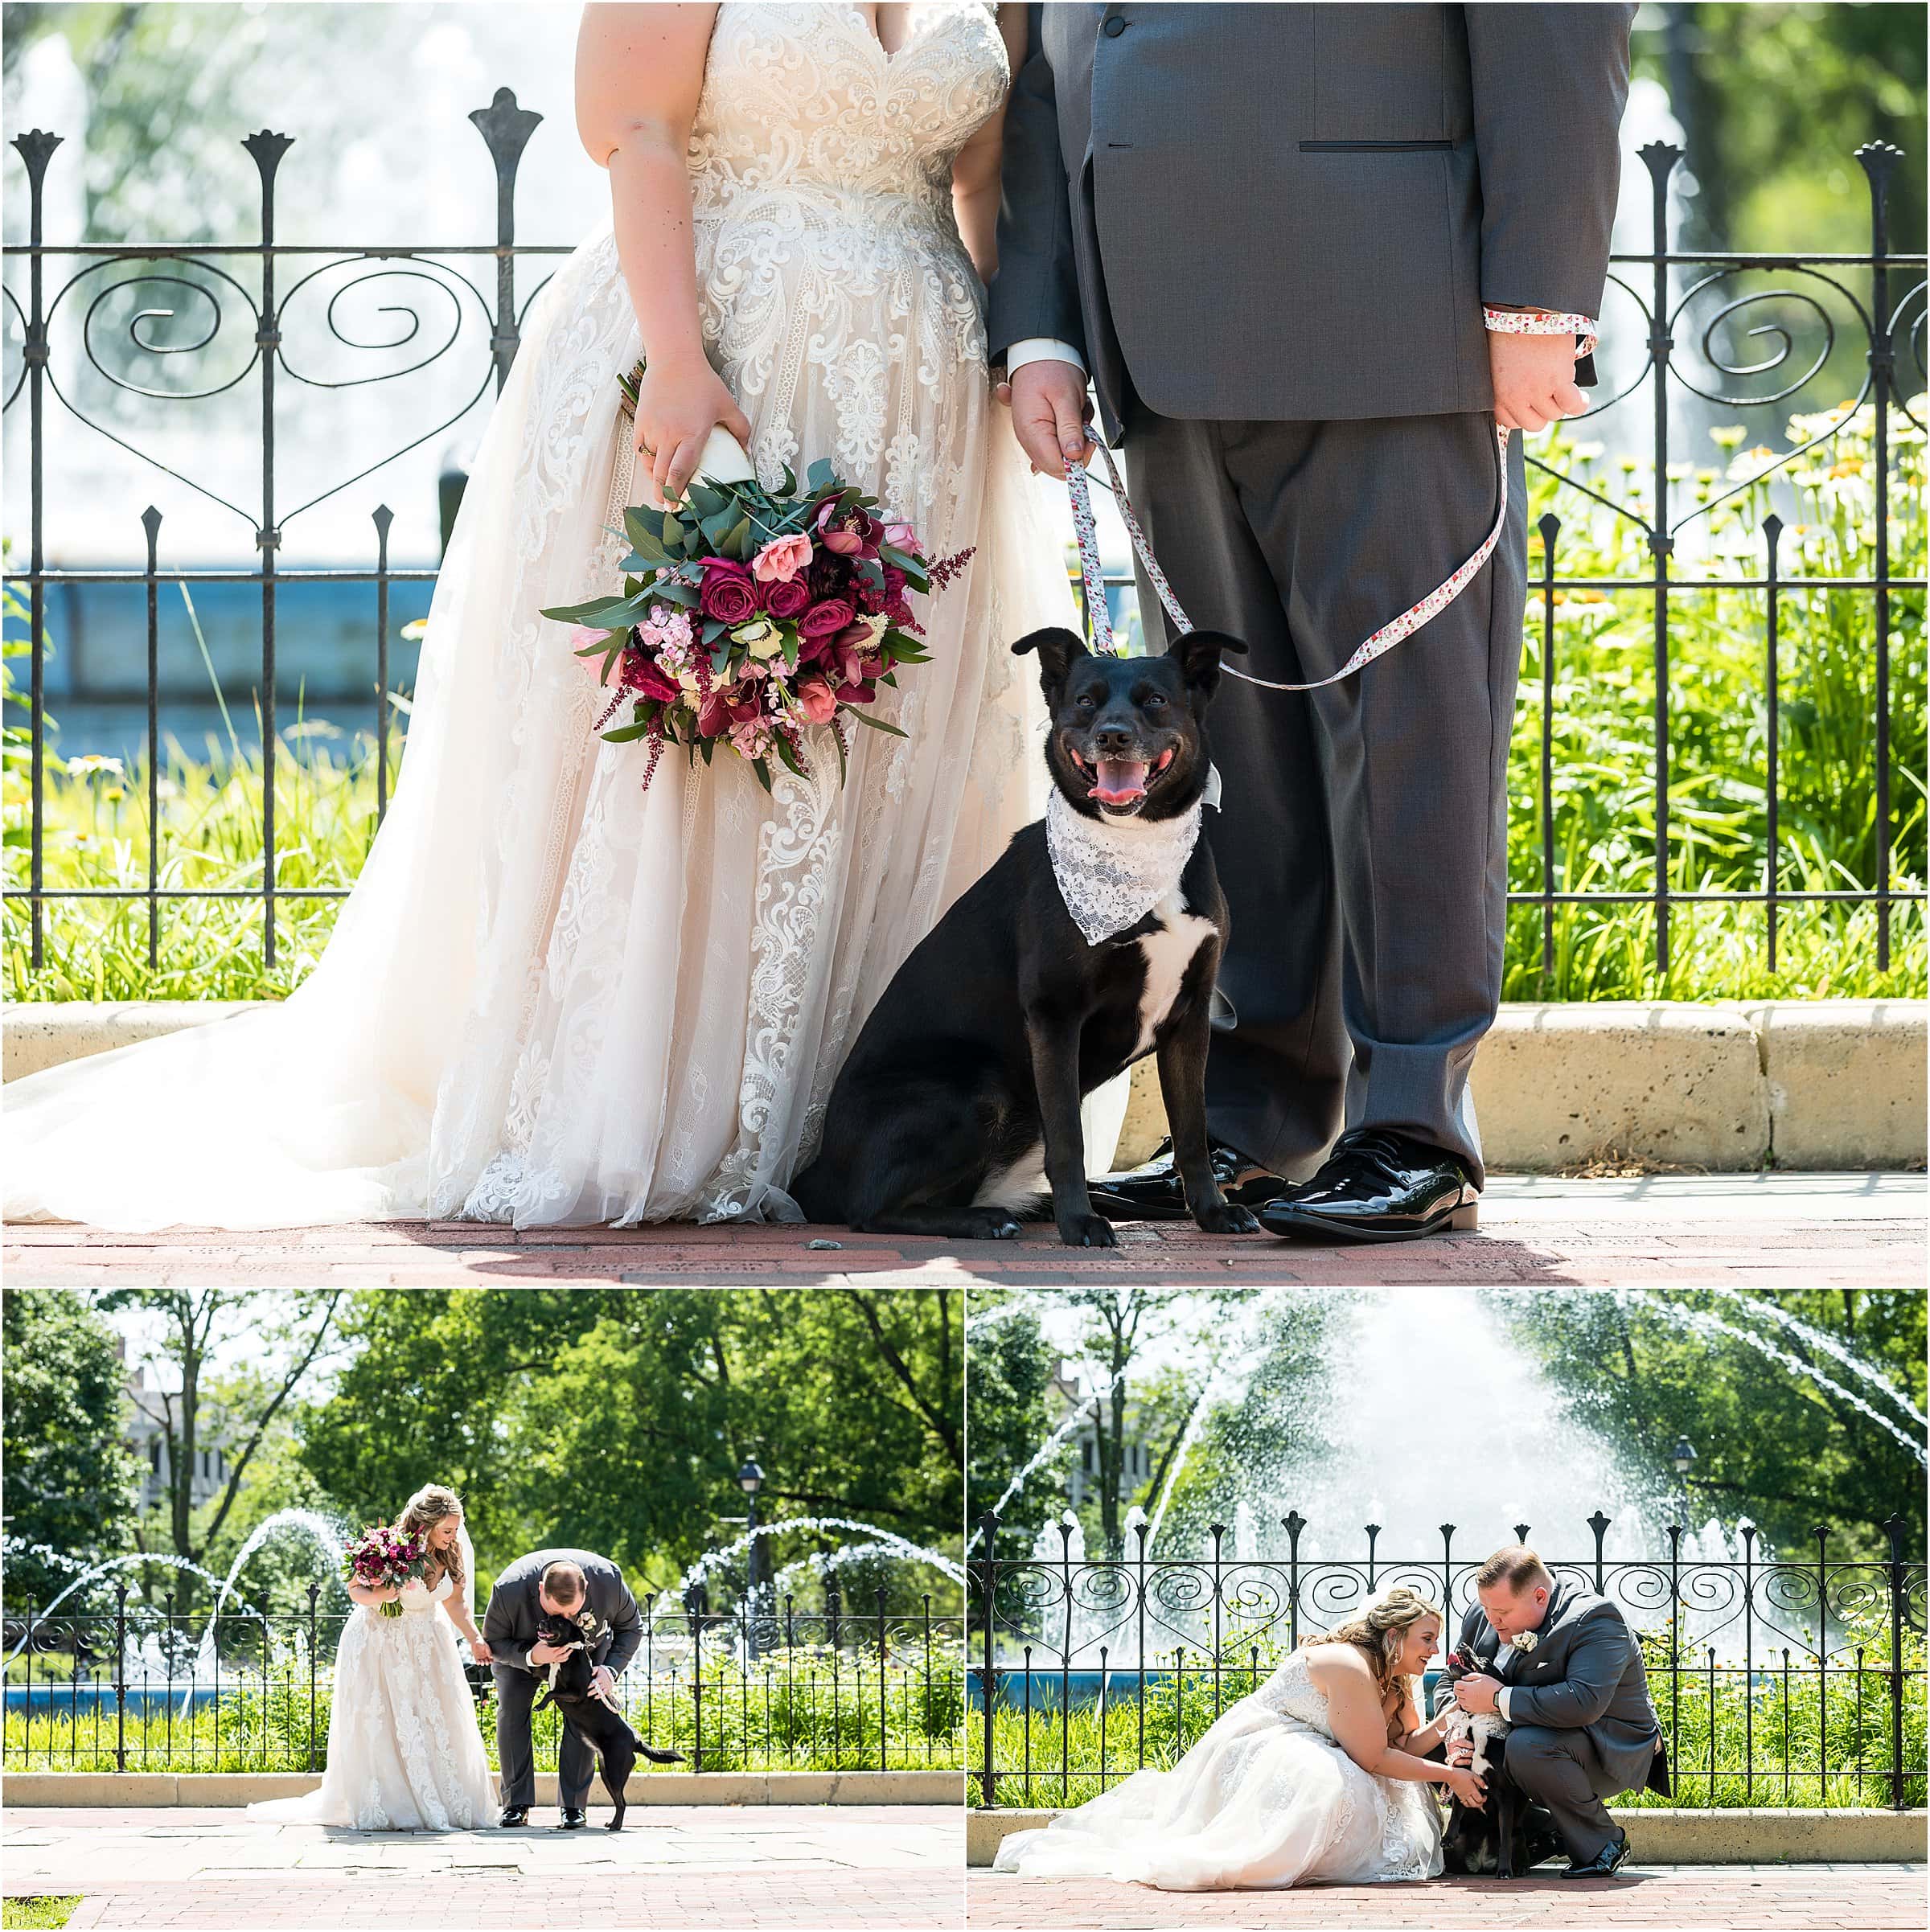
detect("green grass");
top-left (4, 401), bottom-right (1924, 1003)
top-left (3, 1657), bottom-right (965, 1776)
top-left (1, 1901), bottom-right (80, 1930)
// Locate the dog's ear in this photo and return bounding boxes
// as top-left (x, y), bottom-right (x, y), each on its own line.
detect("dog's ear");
top-left (1164, 627), bottom-right (1247, 699)
top-left (1011, 625), bottom-right (1088, 694)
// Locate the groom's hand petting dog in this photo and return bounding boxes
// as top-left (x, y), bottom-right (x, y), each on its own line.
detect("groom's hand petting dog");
top-left (790, 625), bottom-right (1260, 1247)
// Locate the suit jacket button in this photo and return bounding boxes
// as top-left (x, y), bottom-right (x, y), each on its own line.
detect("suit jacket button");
top-left (1103, 15), bottom-right (1127, 35)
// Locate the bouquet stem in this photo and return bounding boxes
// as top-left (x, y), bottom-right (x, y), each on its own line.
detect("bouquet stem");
top-left (379, 1599), bottom-right (404, 1619)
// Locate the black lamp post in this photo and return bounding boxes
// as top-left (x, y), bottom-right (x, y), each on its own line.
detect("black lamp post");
top-left (1670, 1435), bottom-right (1699, 1530)
top-left (737, 1458), bottom-right (766, 1656)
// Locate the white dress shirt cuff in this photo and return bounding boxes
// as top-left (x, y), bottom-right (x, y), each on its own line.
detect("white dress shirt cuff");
top-left (1497, 1686), bottom-right (1515, 1723)
top-left (1004, 336), bottom-right (1086, 375)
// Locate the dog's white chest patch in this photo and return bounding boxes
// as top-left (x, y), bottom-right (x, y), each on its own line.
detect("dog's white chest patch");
top-left (1131, 892), bottom-right (1216, 1060)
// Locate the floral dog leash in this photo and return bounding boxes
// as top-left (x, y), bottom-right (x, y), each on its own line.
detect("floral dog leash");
top-left (1063, 308), bottom-right (1598, 691)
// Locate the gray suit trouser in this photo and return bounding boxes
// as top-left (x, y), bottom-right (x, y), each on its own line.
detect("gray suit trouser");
top-left (1120, 402), bottom-right (1528, 1186)
top-left (491, 1662), bottom-right (593, 1811)
top-left (1504, 1723), bottom-right (1623, 1863)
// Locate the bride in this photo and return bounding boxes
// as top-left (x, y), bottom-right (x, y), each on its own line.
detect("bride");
top-left (994, 1588), bottom-right (1481, 1889)
top-left (252, 1485), bottom-right (497, 1832)
top-left (4, 2), bottom-right (1113, 1230)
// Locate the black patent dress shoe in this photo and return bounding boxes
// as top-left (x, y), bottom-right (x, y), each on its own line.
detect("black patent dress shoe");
top-left (498, 1805), bottom-right (529, 1828)
top-left (1256, 1128), bottom-right (1479, 1244)
top-left (1560, 1829), bottom-right (1631, 1879)
top-left (558, 1807), bottom-right (589, 1830)
top-left (1087, 1138), bottom-right (1287, 1221)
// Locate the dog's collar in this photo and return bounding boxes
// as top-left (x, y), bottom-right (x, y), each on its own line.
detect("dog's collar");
top-left (1046, 786), bottom-right (1205, 945)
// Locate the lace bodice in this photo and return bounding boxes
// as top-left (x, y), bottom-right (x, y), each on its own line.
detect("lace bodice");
top-left (688, 3), bottom-right (1008, 228)
top-left (1254, 1651), bottom-right (1340, 1737)
top-left (392, 1574), bottom-right (455, 1618)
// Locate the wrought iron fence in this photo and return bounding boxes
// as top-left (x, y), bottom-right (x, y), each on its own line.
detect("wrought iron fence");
top-left (2, 1582), bottom-right (965, 1775)
top-left (969, 1510), bottom-right (1927, 1812)
top-left (2, 100), bottom-right (1925, 978)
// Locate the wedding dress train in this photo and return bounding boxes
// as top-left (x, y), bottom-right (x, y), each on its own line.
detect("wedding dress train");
top-left (993, 1651), bottom-right (1444, 1889)
top-left (5, 0), bottom-right (1114, 1229)
top-left (249, 1573), bottom-right (496, 1832)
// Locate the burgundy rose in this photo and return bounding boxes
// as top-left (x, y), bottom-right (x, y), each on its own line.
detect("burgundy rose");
top-left (798, 597), bottom-right (856, 642)
top-left (699, 558), bottom-right (759, 624)
top-left (620, 649), bottom-right (681, 706)
top-left (762, 576), bottom-right (812, 620)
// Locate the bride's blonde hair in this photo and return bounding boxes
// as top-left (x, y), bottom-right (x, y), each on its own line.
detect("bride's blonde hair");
top-left (1303, 1585), bottom-right (1439, 1734)
top-left (395, 1483), bottom-right (465, 1592)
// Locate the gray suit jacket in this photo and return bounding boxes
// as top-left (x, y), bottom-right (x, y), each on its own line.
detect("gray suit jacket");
top-left (990, 2), bottom-right (1635, 440)
top-left (482, 1547), bottom-right (643, 1679)
top-left (1435, 1586), bottom-right (1664, 1795)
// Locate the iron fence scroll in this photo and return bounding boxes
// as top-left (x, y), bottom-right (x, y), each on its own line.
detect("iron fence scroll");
top-left (2, 107), bottom-right (1925, 978)
top-left (969, 1510), bottom-right (1927, 1813)
top-left (2, 1582), bottom-right (965, 1778)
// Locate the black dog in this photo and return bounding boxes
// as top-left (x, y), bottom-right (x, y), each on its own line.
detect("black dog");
top-left (792, 626), bottom-right (1260, 1248)
top-left (532, 1613), bottom-right (682, 1831)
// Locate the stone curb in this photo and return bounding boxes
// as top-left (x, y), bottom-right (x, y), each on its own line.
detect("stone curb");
top-left (7, 998), bottom-right (1924, 1171)
top-left (965, 1805), bottom-right (1929, 1867)
top-left (1113, 999), bottom-right (1926, 1171)
top-left (0, 1769), bottom-right (963, 1807)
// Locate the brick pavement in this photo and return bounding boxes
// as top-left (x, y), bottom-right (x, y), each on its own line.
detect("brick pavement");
top-left (3, 1805), bottom-right (961, 1930)
top-left (4, 1174), bottom-right (1921, 1286)
top-left (965, 1864), bottom-right (1928, 1930)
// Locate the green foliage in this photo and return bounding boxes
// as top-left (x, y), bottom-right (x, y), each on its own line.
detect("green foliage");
top-left (1637, 5), bottom-right (1928, 253)
top-left (964, 1294), bottom-right (1068, 1548)
top-left (297, 1290), bottom-right (962, 1600)
top-left (1492, 1289), bottom-right (1927, 1558)
top-left (1, 1900), bottom-right (80, 1931)
top-left (0, 1290), bottom-right (138, 1609)
top-left (2, 1650), bottom-right (966, 1775)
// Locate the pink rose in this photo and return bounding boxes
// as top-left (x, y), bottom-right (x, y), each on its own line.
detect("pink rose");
top-left (569, 624), bottom-right (611, 652)
top-left (798, 597), bottom-right (856, 641)
top-left (752, 533), bottom-right (815, 584)
top-left (884, 522), bottom-right (921, 557)
top-left (762, 576), bottom-right (812, 619)
top-left (699, 558), bottom-right (759, 624)
top-left (795, 677), bottom-right (839, 724)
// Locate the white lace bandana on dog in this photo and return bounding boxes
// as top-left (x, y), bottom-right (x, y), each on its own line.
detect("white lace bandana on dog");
top-left (1046, 788), bottom-right (1205, 945)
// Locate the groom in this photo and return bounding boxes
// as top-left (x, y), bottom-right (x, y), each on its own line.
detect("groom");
top-left (483, 1548), bottom-right (643, 1829)
top-left (1438, 1544), bottom-right (1668, 1877)
top-left (992, 5), bottom-right (1635, 1241)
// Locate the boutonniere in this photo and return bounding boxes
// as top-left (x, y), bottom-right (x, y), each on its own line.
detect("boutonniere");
top-left (1509, 1631), bottom-right (1539, 1655)
top-left (577, 1610), bottom-right (601, 1637)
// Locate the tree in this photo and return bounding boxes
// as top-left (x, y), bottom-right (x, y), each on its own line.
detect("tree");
top-left (1496, 1288), bottom-right (1926, 1559)
top-left (1638, 4), bottom-right (1928, 252)
top-left (298, 1290), bottom-right (963, 1602)
top-left (105, 1290), bottom-right (343, 1610)
top-left (963, 1291), bottom-right (1068, 1547)
top-left (1, 1289), bottom-right (138, 1607)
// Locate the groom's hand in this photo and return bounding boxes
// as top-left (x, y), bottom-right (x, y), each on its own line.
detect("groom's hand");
top-left (529, 1640), bottom-right (569, 1667)
top-left (1489, 326), bottom-right (1589, 433)
top-left (1454, 1672), bottom-right (1502, 1715)
top-left (1003, 360), bottom-right (1097, 481)
top-left (591, 1665), bottom-right (618, 1703)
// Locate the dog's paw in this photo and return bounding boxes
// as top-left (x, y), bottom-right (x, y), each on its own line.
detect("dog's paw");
top-left (1193, 1201), bottom-right (1261, 1236)
top-left (961, 1208), bottom-right (1025, 1241)
top-left (1057, 1211), bottom-right (1117, 1248)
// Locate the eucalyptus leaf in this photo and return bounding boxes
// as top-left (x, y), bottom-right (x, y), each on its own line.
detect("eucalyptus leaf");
top-left (849, 708), bottom-right (908, 739)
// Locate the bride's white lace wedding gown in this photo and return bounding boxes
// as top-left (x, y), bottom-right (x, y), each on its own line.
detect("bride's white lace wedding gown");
top-left (5, 0), bottom-right (1107, 1229)
top-left (251, 1574), bottom-right (496, 1832)
top-left (993, 1651), bottom-right (1444, 1889)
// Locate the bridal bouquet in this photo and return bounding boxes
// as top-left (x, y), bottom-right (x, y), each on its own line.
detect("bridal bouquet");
top-left (342, 1524), bottom-right (427, 1619)
top-left (540, 359), bottom-right (974, 794)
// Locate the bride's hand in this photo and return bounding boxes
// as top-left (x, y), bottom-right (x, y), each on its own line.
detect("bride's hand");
top-left (1443, 1764), bottom-right (1488, 1809)
top-left (469, 1637), bottom-right (492, 1665)
top-left (634, 352), bottom-right (754, 512)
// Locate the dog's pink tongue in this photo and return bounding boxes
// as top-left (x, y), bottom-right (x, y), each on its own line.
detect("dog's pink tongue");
top-left (1092, 757), bottom-right (1149, 803)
